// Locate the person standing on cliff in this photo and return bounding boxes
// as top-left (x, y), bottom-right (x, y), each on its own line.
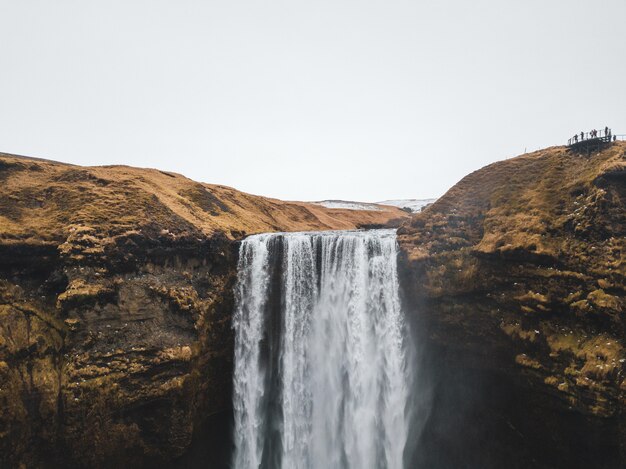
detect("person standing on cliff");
top-left (605, 126), bottom-right (609, 137)
top-left (580, 131), bottom-right (584, 141)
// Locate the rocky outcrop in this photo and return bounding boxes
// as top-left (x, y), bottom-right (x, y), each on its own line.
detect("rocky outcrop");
top-left (1, 232), bottom-right (237, 468)
top-left (398, 142), bottom-right (625, 468)
top-left (4, 141), bottom-right (625, 468)
top-left (0, 153), bottom-right (409, 468)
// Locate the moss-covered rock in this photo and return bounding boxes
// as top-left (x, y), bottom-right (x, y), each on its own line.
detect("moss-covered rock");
top-left (398, 142), bottom-right (625, 468)
top-left (0, 152), bottom-right (409, 468)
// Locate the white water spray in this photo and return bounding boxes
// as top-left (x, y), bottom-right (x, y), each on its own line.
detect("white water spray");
top-left (232, 229), bottom-right (411, 469)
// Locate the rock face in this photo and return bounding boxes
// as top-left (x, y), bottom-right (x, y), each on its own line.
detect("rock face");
top-left (3, 142), bottom-right (625, 468)
top-left (1, 233), bottom-right (237, 468)
top-left (398, 143), bottom-right (625, 468)
top-left (0, 153), bottom-right (409, 468)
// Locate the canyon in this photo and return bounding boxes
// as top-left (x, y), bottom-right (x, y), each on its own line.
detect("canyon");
top-left (0, 143), bottom-right (624, 468)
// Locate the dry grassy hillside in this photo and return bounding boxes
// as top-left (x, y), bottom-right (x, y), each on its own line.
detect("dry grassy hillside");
top-left (401, 142), bottom-right (625, 263)
top-left (0, 152), bottom-right (408, 246)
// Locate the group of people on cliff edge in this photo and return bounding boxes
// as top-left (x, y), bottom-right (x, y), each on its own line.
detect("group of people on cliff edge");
top-left (571, 126), bottom-right (616, 143)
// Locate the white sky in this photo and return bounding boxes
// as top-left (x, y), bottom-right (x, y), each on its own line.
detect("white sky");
top-left (1, 1), bottom-right (625, 201)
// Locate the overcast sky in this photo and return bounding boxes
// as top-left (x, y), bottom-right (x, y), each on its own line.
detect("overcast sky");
top-left (1, 1), bottom-right (625, 201)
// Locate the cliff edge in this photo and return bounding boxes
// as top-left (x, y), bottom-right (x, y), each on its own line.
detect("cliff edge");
top-left (0, 153), bottom-right (408, 468)
top-left (398, 142), bottom-right (625, 468)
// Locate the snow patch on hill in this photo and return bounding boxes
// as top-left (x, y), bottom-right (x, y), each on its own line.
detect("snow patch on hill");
top-left (377, 199), bottom-right (437, 213)
top-left (312, 198), bottom-right (437, 213)
top-left (313, 200), bottom-right (382, 211)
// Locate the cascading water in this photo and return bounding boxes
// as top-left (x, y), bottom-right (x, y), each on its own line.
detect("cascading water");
top-left (232, 229), bottom-right (412, 469)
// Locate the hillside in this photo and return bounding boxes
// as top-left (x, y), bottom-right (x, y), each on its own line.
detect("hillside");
top-left (2, 143), bottom-right (624, 468)
top-left (398, 142), bottom-right (625, 468)
top-left (0, 152), bottom-right (408, 246)
top-left (0, 152), bottom-right (408, 468)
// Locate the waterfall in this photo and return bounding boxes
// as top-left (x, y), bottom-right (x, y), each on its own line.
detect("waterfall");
top-left (232, 229), bottom-right (411, 469)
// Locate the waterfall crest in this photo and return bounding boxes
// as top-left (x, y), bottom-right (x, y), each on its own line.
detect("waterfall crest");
top-left (232, 229), bottom-right (411, 469)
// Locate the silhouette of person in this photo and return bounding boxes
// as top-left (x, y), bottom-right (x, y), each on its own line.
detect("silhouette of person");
top-left (580, 131), bottom-right (584, 141)
top-left (605, 126), bottom-right (609, 137)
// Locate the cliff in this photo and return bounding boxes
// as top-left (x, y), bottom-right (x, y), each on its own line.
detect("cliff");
top-left (398, 142), bottom-right (625, 468)
top-left (3, 141), bottom-right (625, 468)
top-left (0, 152), bottom-right (408, 468)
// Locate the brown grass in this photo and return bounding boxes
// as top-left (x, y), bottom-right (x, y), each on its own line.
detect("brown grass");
top-left (0, 153), bottom-right (409, 243)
